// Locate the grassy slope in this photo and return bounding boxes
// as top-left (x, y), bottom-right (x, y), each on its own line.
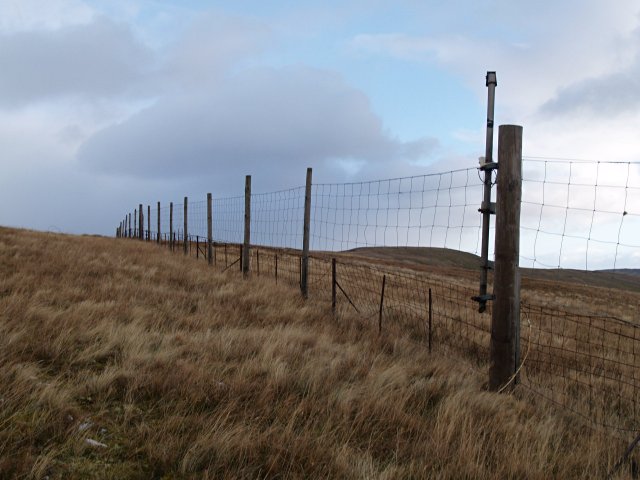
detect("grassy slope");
top-left (0, 227), bottom-right (631, 479)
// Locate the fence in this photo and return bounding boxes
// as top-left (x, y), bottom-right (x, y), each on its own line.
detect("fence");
top-left (115, 132), bottom-right (640, 454)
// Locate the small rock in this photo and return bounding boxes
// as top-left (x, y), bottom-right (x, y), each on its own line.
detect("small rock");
top-left (78, 421), bottom-right (93, 432)
top-left (85, 438), bottom-right (107, 448)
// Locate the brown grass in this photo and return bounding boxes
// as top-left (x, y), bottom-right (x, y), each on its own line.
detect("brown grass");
top-left (0, 227), bottom-right (635, 479)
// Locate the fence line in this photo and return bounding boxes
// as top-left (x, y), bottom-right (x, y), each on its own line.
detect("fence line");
top-left (116, 157), bottom-right (640, 439)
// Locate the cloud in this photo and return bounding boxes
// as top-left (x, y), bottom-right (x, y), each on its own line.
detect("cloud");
top-left (0, 16), bottom-right (154, 108)
top-left (349, 2), bottom-right (640, 117)
top-left (539, 55), bottom-right (640, 116)
top-left (77, 66), bottom-right (438, 188)
top-left (0, 0), bottom-right (94, 33)
top-left (163, 12), bottom-right (273, 89)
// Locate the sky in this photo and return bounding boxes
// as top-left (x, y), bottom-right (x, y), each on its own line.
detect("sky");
top-left (0, 0), bottom-right (639, 267)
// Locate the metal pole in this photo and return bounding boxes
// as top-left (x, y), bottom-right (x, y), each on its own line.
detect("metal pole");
top-left (475, 71), bottom-right (498, 313)
top-left (301, 167), bottom-right (312, 298)
top-left (489, 125), bottom-right (523, 392)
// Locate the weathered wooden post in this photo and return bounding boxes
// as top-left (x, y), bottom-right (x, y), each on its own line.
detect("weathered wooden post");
top-left (428, 288), bottom-right (433, 353)
top-left (378, 274), bottom-right (386, 334)
top-left (331, 258), bottom-right (337, 314)
top-left (147, 205), bottom-right (151, 241)
top-left (138, 204), bottom-right (143, 240)
top-left (207, 193), bottom-right (213, 266)
top-left (183, 197), bottom-right (188, 256)
top-left (243, 175), bottom-right (251, 277)
top-left (489, 124), bottom-right (523, 392)
top-left (157, 201), bottom-right (161, 243)
top-left (128, 213), bottom-right (132, 238)
top-left (301, 167), bottom-right (312, 298)
top-left (169, 202), bottom-right (174, 251)
top-left (134, 210), bottom-right (137, 238)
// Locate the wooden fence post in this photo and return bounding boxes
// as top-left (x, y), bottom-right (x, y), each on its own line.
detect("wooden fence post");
top-left (243, 175), bottom-right (251, 277)
top-left (428, 288), bottom-right (433, 353)
top-left (489, 124), bottom-right (523, 392)
top-left (138, 204), bottom-right (143, 240)
top-left (169, 202), bottom-right (174, 251)
top-left (301, 167), bottom-right (312, 298)
top-left (207, 193), bottom-right (213, 266)
top-left (183, 197), bottom-right (188, 256)
top-left (331, 258), bottom-right (337, 314)
top-left (157, 201), bottom-right (161, 243)
top-left (378, 275), bottom-right (386, 334)
top-left (147, 205), bottom-right (151, 241)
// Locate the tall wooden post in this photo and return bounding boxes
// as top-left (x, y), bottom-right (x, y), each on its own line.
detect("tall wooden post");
top-left (134, 210), bottom-right (137, 238)
top-left (489, 124), bottom-right (523, 392)
top-left (301, 167), bottom-right (312, 298)
top-left (157, 201), bottom-right (161, 243)
top-left (183, 197), bottom-right (188, 256)
top-left (207, 193), bottom-right (213, 266)
top-left (147, 205), bottom-right (151, 241)
top-left (169, 202), bottom-right (174, 251)
top-left (128, 213), bottom-right (132, 238)
top-left (138, 204), bottom-right (143, 240)
top-left (243, 175), bottom-right (251, 277)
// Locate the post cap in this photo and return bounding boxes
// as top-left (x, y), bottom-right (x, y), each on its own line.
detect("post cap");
top-left (486, 71), bottom-right (497, 86)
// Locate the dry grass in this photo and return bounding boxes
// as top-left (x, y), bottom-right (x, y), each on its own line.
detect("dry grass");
top-left (0, 227), bottom-right (635, 479)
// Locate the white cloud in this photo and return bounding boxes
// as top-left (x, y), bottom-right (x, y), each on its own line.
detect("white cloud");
top-left (0, 0), bottom-right (94, 33)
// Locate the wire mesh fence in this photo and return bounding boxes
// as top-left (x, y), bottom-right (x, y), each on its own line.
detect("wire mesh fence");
top-left (520, 303), bottom-right (640, 432)
top-left (521, 158), bottom-right (640, 270)
top-left (311, 168), bottom-right (485, 253)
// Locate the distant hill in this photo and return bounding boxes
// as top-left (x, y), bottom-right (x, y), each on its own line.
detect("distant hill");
top-left (599, 269), bottom-right (640, 278)
top-left (342, 246), bottom-right (640, 292)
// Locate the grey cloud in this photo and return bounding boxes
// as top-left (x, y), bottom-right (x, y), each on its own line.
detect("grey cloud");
top-left (540, 57), bottom-right (640, 116)
top-left (164, 12), bottom-right (272, 88)
top-left (77, 66), bottom-right (438, 189)
top-left (0, 16), bottom-right (154, 107)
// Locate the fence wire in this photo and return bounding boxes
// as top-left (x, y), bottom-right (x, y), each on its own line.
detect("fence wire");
top-left (521, 158), bottom-right (640, 270)
top-left (520, 302), bottom-right (640, 432)
top-left (311, 168), bottom-right (484, 253)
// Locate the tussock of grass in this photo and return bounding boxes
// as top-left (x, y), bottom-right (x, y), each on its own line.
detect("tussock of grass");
top-left (0, 227), bottom-right (631, 479)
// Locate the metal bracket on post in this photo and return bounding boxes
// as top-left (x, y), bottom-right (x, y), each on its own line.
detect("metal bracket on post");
top-left (473, 71), bottom-right (498, 313)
